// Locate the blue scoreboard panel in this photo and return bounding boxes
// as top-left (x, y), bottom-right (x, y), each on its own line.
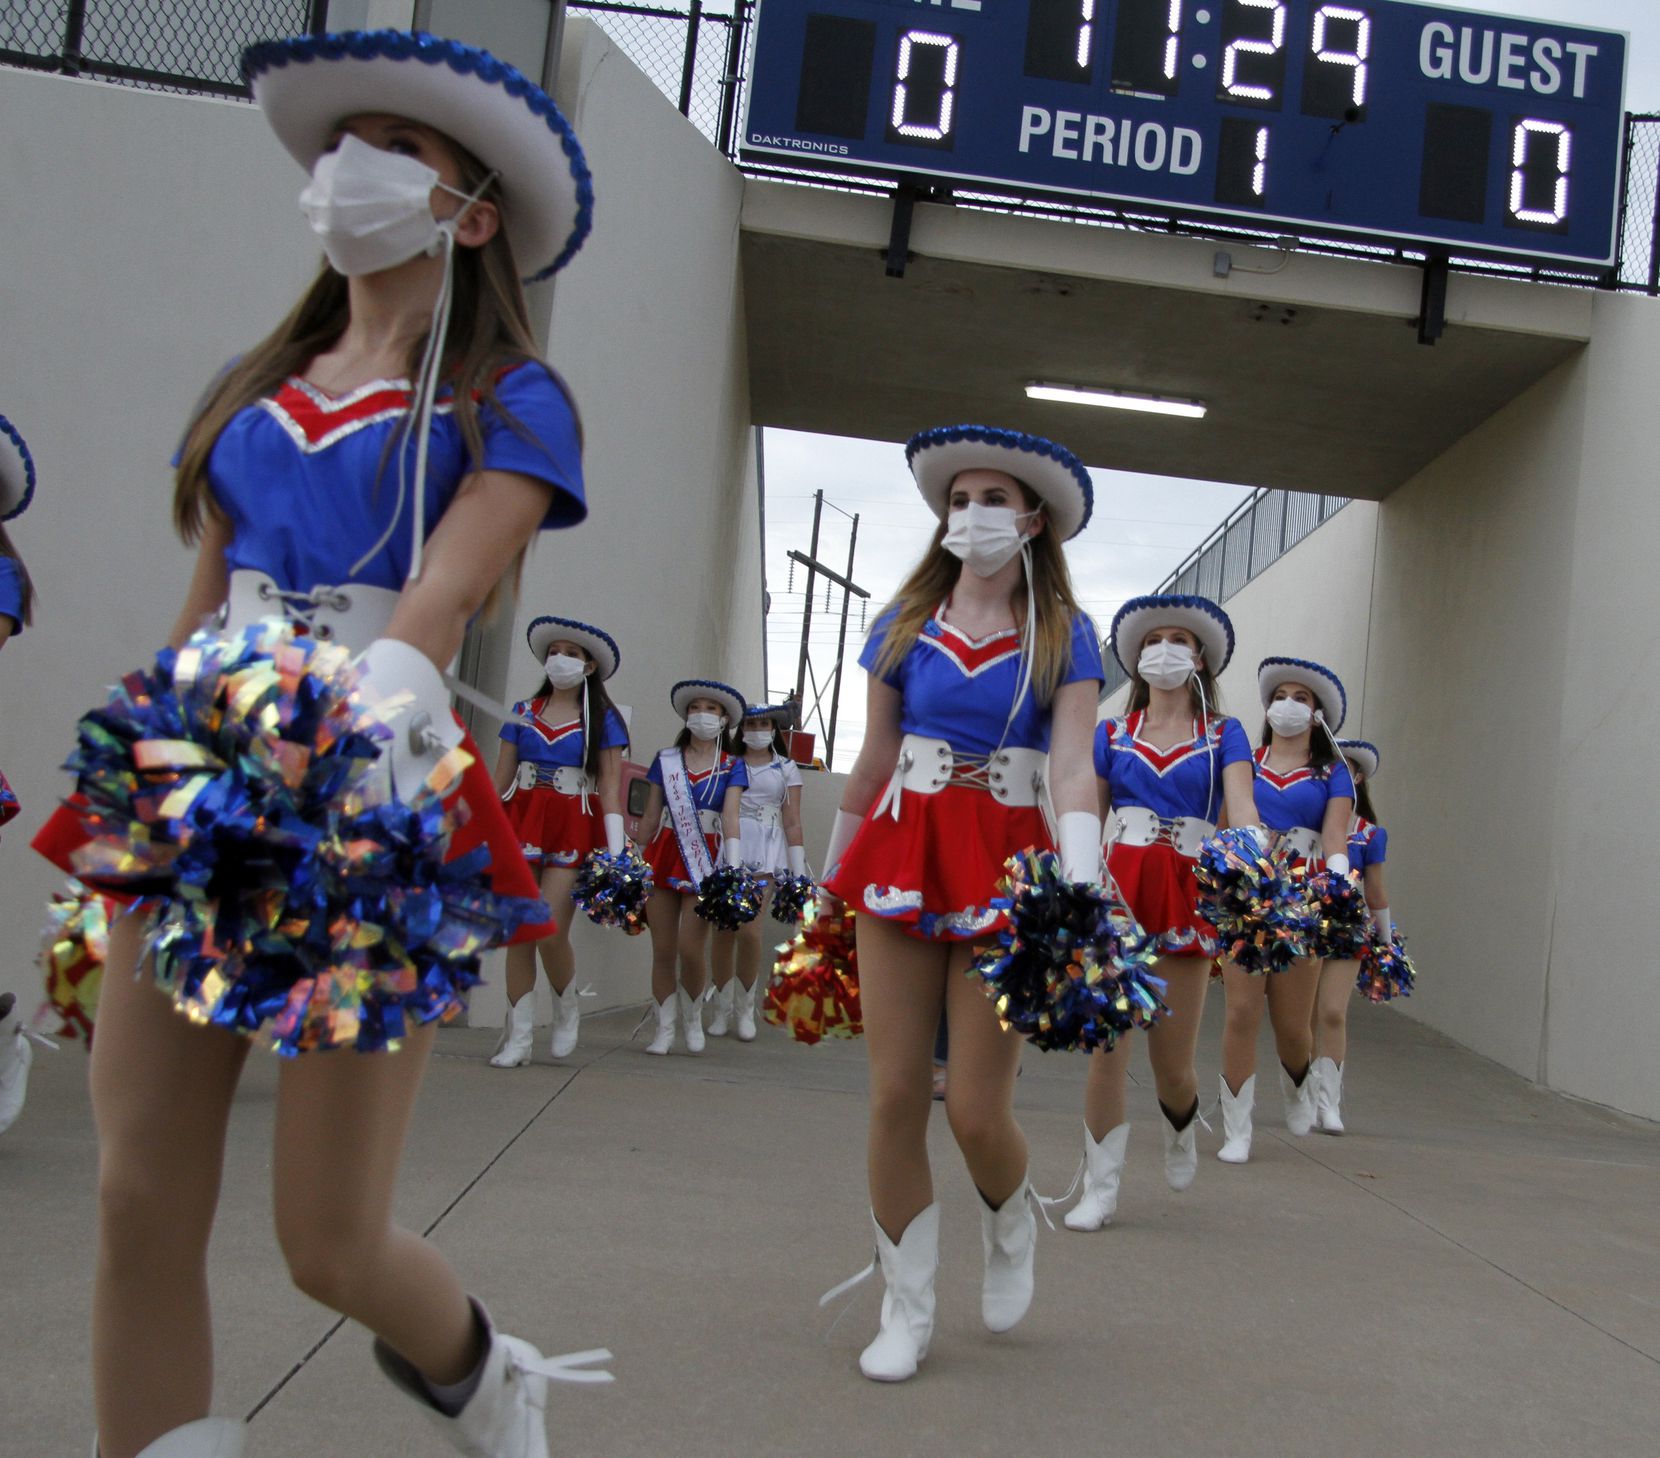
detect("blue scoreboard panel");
top-left (741, 0), bottom-right (1628, 265)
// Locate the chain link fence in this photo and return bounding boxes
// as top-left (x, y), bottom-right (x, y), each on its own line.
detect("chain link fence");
top-left (1099, 489), bottom-right (1350, 699)
top-left (1, 1), bottom-right (325, 97)
top-left (569, 0), bottom-right (747, 152)
top-left (1616, 116), bottom-right (1660, 296)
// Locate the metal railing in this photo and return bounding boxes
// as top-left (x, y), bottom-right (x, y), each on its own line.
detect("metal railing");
top-left (0, 0), bottom-right (326, 97)
top-left (1099, 488), bottom-right (1350, 699)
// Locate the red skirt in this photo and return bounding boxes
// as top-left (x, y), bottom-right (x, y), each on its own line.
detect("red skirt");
top-left (1107, 841), bottom-right (1218, 959)
top-left (33, 724), bottom-right (555, 945)
top-left (824, 784), bottom-right (1050, 942)
top-left (644, 824), bottom-right (719, 895)
top-left (502, 784), bottom-right (603, 870)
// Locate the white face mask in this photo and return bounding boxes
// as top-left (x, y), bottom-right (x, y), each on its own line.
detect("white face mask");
top-left (544, 653), bottom-right (587, 690)
top-left (742, 730), bottom-right (775, 750)
top-left (298, 133), bottom-right (484, 278)
top-left (1138, 641), bottom-right (1196, 691)
top-left (941, 502), bottom-right (1037, 578)
top-left (686, 712), bottom-right (725, 742)
top-left (1266, 698), bottom-right (1315, 737)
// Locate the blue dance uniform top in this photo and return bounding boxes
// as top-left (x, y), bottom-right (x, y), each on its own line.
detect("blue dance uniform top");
top-left (1349, 818), bottom-right (1389, 870)
top-left (647, 750), bottom-right (749, 806)
top-left (1095, 711), bottom-right (1253, 823)
top-left (1251, 748), bottom-right (1355, 832)
top-left (860, 604), bottom-right (1105, 756)
top-left (0, 557), bottom-right (24, 635)
top-left (500, 699), bottom-right (628, 770)
top-left (203, 362), bottom-right (584, 592)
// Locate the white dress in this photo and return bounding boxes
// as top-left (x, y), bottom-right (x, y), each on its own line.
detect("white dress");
top-left (738, 753), bottom-right (801, 876)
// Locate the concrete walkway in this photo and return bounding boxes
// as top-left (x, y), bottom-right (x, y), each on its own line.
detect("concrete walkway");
top-left (3, 991), bottom-right (1657, 1457)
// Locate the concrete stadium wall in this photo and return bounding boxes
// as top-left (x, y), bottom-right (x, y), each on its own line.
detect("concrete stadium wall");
top-left (0, 21), bottom-right (762, 1030)
top-left (1161, 302), bottom-right (1660, 1122)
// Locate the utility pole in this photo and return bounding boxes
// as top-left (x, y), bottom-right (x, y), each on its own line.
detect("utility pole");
top-left (786, 492), bottom-right (868, 768)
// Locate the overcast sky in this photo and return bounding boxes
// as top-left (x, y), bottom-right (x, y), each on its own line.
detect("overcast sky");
top-left (757, 0), bottom-right (1658, 764)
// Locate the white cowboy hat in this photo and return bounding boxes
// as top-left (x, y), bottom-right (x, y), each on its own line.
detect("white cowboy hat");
top-left (1111, 593), bottom-right (1234, 676)
top-left (906, 425), bottom-right (1094, 541)
top-left (526, 615), bottom-right (620, 681)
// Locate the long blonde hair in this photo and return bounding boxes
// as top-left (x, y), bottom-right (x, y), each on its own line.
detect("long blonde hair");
top-left (871, 486), bottom-right (1087, 704)
top-left (171, 133), bottom-right (578, 606)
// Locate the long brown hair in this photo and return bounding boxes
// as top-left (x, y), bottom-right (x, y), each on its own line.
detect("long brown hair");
top-left (871, 486), bottom-right (1087, 704)
top-left (1348, 763), bottom-right (1378, 823)
top-left (172, 133), bottom-right (577, 608)
top-left (0, 524), bottom-right (34, 628)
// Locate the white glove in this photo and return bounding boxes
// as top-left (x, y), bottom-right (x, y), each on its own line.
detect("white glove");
top-left (721, 837), bottom-right (744, 868)
top-left (1373, 906), bottom-right (1394, 942)
top-left (354, 638), bottom-right (465, 800)
top-left (1244, 824), bottom-right (1270, 852)
top-left (1326, 852), bottom-right (1351, 877)
top-left (604, 813), bottom-right (626, 857)
top-left (788, 844), bottom-right (808, 877)
top-left (824, 809), bottom-right (862, 880)
top-left (1058, 811), bottom-right (1104, 883)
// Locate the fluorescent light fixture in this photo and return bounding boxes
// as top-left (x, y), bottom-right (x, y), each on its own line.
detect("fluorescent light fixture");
top-left (1025, 382), bottom-right (1208, 419)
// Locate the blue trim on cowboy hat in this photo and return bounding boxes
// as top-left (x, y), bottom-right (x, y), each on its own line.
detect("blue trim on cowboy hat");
top-left (1258, 656), bottom-right (1347, 731)
top-left (742, 702), bottom-right (794, 724)
top-left (0, 415), bottom-right (37, 522)
top-left (526, 615), bottom-right (620, 681)
top-left (1336, 739), bottom-right (1379, 781)
top-left (1110, 593), bottom-right (1234, 676)
top-left (905, 425), bottom-right (1094, 541)
top-left (671, 678), bottom-right (746, 727)
top-left (242, 30), bottom-right (594, 281)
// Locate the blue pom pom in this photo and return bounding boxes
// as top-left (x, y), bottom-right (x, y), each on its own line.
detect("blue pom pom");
top-left (62, 622), bottom-right (546, 1054)
top-left (1194, 828), bottom-right (1313, 974)
top-left (695, 865), bottom-right (764, 930)
top-left (1305, 868), bottom-right (1370, 960)
top-left (573, 847), bottom-right (653, 934)
top-left (1357, 931), bottom-right (1416, 1002)
top-left (969, 850), bottom-right (1168, 1052)
top-left (769, 872), bottom-right (815, 924)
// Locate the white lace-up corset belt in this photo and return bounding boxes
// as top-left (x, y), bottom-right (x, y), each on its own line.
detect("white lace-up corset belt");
top-left (1106, 806), bottom-right (1215, 858)
top-left (514, 762), bottom-right (596, 796)
top-left (1276, 826), bottom-right (1323, 861)
top-left (742, 803), bottom-right (784, 829)
top-left (875, 735), bottom-right (1047, 820)
top-left (220, 569), bottom-right (400, 652)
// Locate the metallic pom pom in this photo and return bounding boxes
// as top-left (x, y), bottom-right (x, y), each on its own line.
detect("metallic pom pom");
top-left (59, 620), bottom-right (546, 1055)
top-left (769, 872), bottom-right (816, 924)
top-left (1305, 868), bottom-right (1371, 960)
top-left (37, 878), bottom-right (113, 1045)
top-left (1195, 828), bottom-right (1314, 975)
top-left (1356, 931), bottom-right (1417, 1003)
top-left (695, 864), bottom-right (765, 929)
top-left (573, 847), bottom-right (653, 934)
top-left (969, 849), bottom-right (1168, 1053)
top-left (765, 901), bottom-right (861, 1044)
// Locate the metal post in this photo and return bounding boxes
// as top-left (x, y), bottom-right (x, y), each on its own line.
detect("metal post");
top-left (61, 0), bottom-right (87, 76)
top-left (715, 0), bottom-right (750, 156)
top-left (793, 490), bottom-right (823, 709)
top-left (307, 0), bottom-right (331, 35)
top-left (678, 0), bottom-right (704, 117)
top-left (1647, 121), bottom-right (1660, 297)
top-left (1244, 489), bottom-right (1260, 585)
top-left (824, 513), bottom-right (860, 767)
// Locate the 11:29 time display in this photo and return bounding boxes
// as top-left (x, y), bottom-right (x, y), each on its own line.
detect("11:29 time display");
top-left (745, 0), bottom-right (1627, 264)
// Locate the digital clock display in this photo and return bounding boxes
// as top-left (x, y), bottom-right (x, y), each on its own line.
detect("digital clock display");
top-left (741, 0), bottom-right (1628, 265)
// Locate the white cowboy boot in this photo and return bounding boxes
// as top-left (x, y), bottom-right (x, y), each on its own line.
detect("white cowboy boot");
top-left (1062, 1124), bottom-right (1129, 1232)
top-left (1161, 1106), bottom-right (1200, 1191)
top-left (1280, 1063), bottom-right (1316, 1137)
top-left (488, 994), bottom-right (535, 1070)
top-left (706, 982), bottom-right (732, 1038)
top-left (980, 1178), bottom-right (1039, 1333)
top-left (1312, 1056), bottom-right (1345, 1134)
top-left (1218, 1075), bottom-right (1255, 1164)
top-left (857, 1204), bottom-right (939, 1382)
top-left (734, 981), bottom-right (758, 1042)
top-left (677, 988), bottom-right (705, 1054)
top-left (548, 986), bottom-right (580, 1060)
top-left (374, 1300), bottom-right (611, 1458)
top-left (643, 996), bottom-right (676, 1056)
top-left (92, 1418), bottom-right (246, 1457)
